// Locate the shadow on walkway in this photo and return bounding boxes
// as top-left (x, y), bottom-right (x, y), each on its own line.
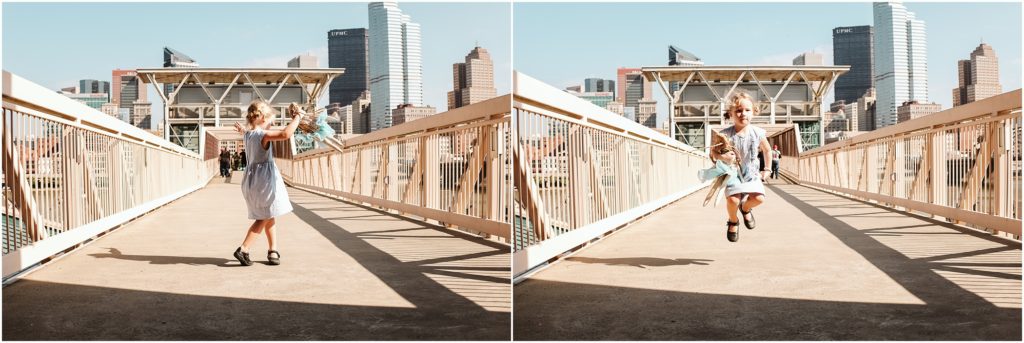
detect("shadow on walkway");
top-left (3, 185), bottom-right (510, 340)
top-left (87, 248), bottom-right (235, 267)
top-left (514, 280), bottom-right (1021, 340)
top-left (514, 184), bottom-right (1020, 340)
top-left (564, 257), bottom-right (713, 268)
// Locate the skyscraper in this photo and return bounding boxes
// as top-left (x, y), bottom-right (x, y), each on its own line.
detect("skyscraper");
top-left (328, 28), bottom-right (369, 106)
top-left (874, 1), bottom-right (928, 129)
top-left (668, 46), bottom-right (702, 67)
top-left (79, 79), bottom-right (110, 99)
top-left (832, 25), bottom-right (874, 104)
top-left (448, 46), bottom-right (497, 109)
top-left (163, 47), bottom-right (198, 68)
top-left (616, 67), bottom-right (652, 112)
top-left (584, 78), bottom-right (615, 96)
top-left (636, 99), bottom-right (658, 128)
top-left (288, 54), bottom-right (319, 68)
top-left (953, 43), bottom-right (1002, 106)
top-left (667, 46), bottom-right (703, 94)
top-left (793, 52), bottom-right (825, 65)
top-left (368, 1), bottom-right (423, 132)
top-left (163, 47), bottom-right (198, 97)
top-left (111, 69), bottom-right (148, 125)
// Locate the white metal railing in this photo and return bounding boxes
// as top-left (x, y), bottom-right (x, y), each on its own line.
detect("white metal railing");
top-left (279, 95), bottom-right (512, 241)
top-left (773, 90), bottom-right (1022, 238)
top-left (512, 72), bottom-right (710, 277)
top-left (2, 70), bottom-right (215, 279)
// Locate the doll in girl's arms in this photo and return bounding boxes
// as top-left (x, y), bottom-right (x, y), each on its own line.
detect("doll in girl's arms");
top-left (289, 102), bottom-right (335, 145)
top-left (699, 130), bottom-right (741, 207)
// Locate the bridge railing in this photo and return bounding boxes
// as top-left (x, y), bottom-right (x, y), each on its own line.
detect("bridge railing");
top-left (512, 72), bottom-right (710, 277)
top-left (2, 70), bottom-right (215, 279)
top-left (773, 90), bottom-right (1022, 238)
top-left (278, 95), bottom-right (512, 242)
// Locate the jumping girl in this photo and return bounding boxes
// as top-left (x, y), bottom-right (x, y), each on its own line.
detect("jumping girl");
top-left (711, 91), bottom-right (772, 242)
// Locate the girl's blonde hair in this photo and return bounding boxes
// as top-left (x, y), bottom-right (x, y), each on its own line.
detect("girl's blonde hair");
top-left (724, 90), bottom-right (759, 119)
top-left (245, 100), bottom-right (274, 129)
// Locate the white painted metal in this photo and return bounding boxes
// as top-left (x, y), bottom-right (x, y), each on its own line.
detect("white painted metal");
top-left (2, 70), bottom-right (216, 279)
top-left (513, 72), bottom-right (710, 277)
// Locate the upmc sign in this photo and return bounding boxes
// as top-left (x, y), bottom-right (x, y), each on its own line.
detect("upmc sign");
top-left (330, 30), bottom-right (352, 37)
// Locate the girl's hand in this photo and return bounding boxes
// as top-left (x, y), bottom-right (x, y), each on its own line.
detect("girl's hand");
top-left (761, 170), bottom-right (770, 180)
top-left (233, 122), bottom-right (246, 134)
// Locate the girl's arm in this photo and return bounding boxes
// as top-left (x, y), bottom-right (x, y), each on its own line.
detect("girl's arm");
top-left (261, 112), bottom-right (304, 147)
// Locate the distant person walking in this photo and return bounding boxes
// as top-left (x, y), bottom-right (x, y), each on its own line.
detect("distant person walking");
top-left (710, 91), bottom-right (772, 242)
top-left (771, 145), bottom-right (782, 179)
top-left (240, 150), bottom-right (247, 171)
top-left (231, 99), bottom-right (304, 266)
top-left (219, 148), bottom-right (231, 177)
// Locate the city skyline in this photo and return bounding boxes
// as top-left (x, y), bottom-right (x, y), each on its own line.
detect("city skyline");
top-left (2, 1), bottom-right (511, 127)
top-left (369, 1), bottom-right (423, 131)
top-left (514, 2), bottom-right (1022, 129)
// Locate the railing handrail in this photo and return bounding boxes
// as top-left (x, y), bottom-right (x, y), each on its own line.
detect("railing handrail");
top-left (513, 72), bottom-right (711, 278)
top-left (803, 89), bottom-right (1022, 155)
top-left (513, 72), bottom-right (701, 155)
top-left (280, 94), bottom-right (512, 242)
top-left (341, 95), bottom-right (511, 148)
top-left (773, 89), bottom-right (1022, 238)
top-left (2, 70), bottom-right (199, 158)
top-left (3, 71), bottom-right (213, 280)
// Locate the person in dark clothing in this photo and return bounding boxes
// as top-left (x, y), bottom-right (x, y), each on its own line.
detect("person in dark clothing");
top-left (771, 145), bottom-right (782, 179)
top-left (219, 148), bottom-right (231, 177)
top-left (240, 150), bottom-right (247, 171)
top-left (231, 151), bottom-right (240, 170)
top-left (757, 151), bottom-right (765, 183)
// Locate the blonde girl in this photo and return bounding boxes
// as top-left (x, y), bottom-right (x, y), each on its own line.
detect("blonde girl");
top-left (710, 91), bottom-right (772, 242)
top-left (232, 100), bottom-right (304, 266)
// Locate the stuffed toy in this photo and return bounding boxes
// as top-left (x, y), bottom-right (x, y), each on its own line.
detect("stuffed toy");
top-left (698, 130), bottom-right (741, 207)
top-left (290, 102), bottom-right (336, 145)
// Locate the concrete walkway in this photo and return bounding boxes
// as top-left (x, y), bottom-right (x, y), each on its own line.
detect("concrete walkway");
top-left (3, 173), bottom-right (510, 340)
top-left (514, 181), bottom-right (1021, 340)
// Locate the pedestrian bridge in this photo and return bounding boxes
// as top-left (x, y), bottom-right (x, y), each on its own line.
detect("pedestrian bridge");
top-left (512, 72), bottom-right (1021, 340)
top-left (1, 70), bottom-right (510, 340)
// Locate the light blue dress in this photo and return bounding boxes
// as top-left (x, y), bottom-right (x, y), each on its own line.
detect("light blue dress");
top-left (240, 128), bottom-right (293, 220)
top-left (719, 125), bottom-right (767, 197)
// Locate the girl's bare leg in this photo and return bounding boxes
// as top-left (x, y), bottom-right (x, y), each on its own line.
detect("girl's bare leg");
top-left (741, 194), bottom-right (765, 221)
top-left (742, 194), bottom-right (765, 211)
top-left (264, 217), bottom-right (277, 251)
top-left (240, 219), bottom-right (266, 251)
top-left (726, 195), bottom-right (742, 231)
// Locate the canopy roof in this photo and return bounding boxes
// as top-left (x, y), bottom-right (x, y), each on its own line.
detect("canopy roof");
top-left (642, 65), bottom-right (849, 83)
top-left (136, 68), bottom-right (344, 85)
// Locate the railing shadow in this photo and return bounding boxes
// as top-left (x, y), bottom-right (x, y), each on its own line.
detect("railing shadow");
top-left (767, 183), bottom-right (1021, 309)
top-left (287, 188), bottom-right (510, 319)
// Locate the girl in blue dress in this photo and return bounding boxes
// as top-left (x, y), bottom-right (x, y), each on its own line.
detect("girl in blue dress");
top-left (711, 91), bottom-right (772, 242)
top-left (232, 100), bottom-right (304, 266)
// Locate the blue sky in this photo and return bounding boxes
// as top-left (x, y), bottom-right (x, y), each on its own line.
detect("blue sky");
top-left (2, 1), bottom-right (511, 126)
top-left (515, 1), bottom-right (1022, 127)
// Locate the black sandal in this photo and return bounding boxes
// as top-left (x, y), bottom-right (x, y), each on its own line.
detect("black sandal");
top-left (268, 250), bottom-right (281, 265)
top-left (739, 198), bottom-right (756, 230)
top-left (234, 247), bottom-right (253, 266)
top-left (726, 220), bottom-right (739, 242)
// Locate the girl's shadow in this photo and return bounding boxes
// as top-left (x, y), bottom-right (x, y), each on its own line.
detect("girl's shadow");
top-left (89, 248), bottom-right (235, 266)
top-left (565, 256), bottom-right (713, 269)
